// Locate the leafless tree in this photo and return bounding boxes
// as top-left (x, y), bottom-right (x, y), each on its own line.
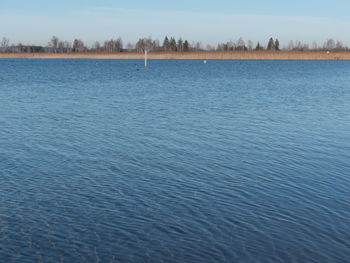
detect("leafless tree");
top-left (193, 41), bottom-right (201, 51)
top-left (58, 41), bottom-right (64, 53)
top-left (64, 41), bottom-right (72, 53)
top-left (206, 44), bottom-right (215, 51)
top-left (73, 39), bottom-right (85, 52)
top-left (227, 41), bottom-right (234, 51)
top-left (1, 37), bottom-right (9, 52)
top-left (136, 38), bottom-right (146, 53)
top-left (103, 37), bottom-right (123, 52)
top-left (126, 42), bottom-right (134, 52)
top-left (116, 37), bottom-right (123, 51)
top-left (93, 41), bottom-right (101, 52)
top-left (295, 41), bottom-right (309, 51)
top-left (324, 39), bottom-right (335, 50)
top-left (144, 37), bottom-right (153, 51)
top-left (17, 43), bottom-right (23, 53)
top-left (49, 36), bottom-right (59, 53)
top-left (236, 37), bottom-right (246, 51)
top-left (287, 40), bottom-right (294, 51)
top-left (335, 40), bottom-right (343, 50)
top-left (152, 39), bottom-right (160, 51)
top-left (247, 40), bottom-right (253, 51)
top-left (216, 44), bottom-right (225, 51)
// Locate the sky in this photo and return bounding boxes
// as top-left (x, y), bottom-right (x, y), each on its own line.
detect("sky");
top-left (1, 0), bottom-right (350, 47)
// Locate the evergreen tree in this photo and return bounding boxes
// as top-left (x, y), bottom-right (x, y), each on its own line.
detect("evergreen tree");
top-left (275, 39), bottom-right (280, 51)
top-left (163, 36), bottom-right (170, 51)
top-left (170, 37), bottom-right (177, 51)
top-left (177, 38), bottom-right (183, 52)
top-left (255, 42), bottom-right (261, 50)
top-left (183, 40), bottom-right (189, 52)
top-left (267, 37), bottom-right (275, 50)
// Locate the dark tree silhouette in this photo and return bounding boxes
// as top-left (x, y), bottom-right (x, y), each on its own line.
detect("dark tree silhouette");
top-left (183, 40), bottom-right (189, 52)
top-left (169, 37), bottom-right (177, 51)
top-left (275, 39), bottom-right (280, 51)
top-left (163, 36), bottom-right (170, 51)
top-left (267, 37), bottom-right (275, 50)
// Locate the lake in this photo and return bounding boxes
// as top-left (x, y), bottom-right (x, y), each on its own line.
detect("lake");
top-left (0, 59), bottom-right (349, 262)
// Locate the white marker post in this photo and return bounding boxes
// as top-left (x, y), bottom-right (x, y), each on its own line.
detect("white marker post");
top-left (145, 50), bottom-right (148, 68)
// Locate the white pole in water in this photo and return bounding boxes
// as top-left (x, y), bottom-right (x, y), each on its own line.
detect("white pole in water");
top-left (145, 50), bottom-right (148, 68)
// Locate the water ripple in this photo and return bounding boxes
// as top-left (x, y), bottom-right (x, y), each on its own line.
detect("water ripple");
top-left (0, 59), bottom-right (350, 262)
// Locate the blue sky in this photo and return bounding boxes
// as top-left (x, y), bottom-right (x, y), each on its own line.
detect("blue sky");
top-left (1, 0), bottom-right (350, 47)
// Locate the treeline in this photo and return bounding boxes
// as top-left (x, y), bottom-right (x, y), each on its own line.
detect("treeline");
top-left (0, 36), bottom-right (349, 53)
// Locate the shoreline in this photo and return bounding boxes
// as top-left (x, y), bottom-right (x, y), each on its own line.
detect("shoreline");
top-left (1, 51), bottom-right (350, 60)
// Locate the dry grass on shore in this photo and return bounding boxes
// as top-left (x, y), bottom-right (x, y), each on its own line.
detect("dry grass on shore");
top-left (1, 51), bottom-right (350, 60)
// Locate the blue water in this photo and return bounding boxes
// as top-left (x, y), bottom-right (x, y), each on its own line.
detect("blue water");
top-left (0, 59), bottom-right (350, 262)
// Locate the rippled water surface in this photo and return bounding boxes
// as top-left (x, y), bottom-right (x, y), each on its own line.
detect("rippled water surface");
top-left (1, 59), bottom-right (350, 262)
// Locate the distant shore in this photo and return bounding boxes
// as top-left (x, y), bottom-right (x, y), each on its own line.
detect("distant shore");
top-left (1, 51), bottom-right (350, 60)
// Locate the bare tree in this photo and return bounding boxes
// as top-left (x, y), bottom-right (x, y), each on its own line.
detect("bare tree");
top-left (58, 41), bottom-right (64, 53)
top-left (312, 41), bottom-right (318, 50)
top-left (136, 38), bottom-right (146, 53)
top-left (247, 40), bottom-right (253, 51)
top-left (17, 43), bottom-right (23, 53)
top-left (126, 42), bottom-right (134, 52)
top-left (152, 39), bottom-right (160, 51)
top-left (324, 39), bottom-right (335, 50)
top-left (1, 37), bottom-right (9, 52)
top-left (295, 41), bottom-right (308, 51)
top-left (93, 41), bottom-right (101, 52)
top-left (49, 36), bottom-right (59, 53)
top-left (194, 41), bottom-right (201, 51)
top-left (115, 37), bottom-right (123, 52)
top-left (73, 39), bottom-right (85, 52)
top-left (335, 40), bottom-right (343, 50)
top-left (135, 37), bottom-right (153, 52)
top-left (104, 40), bottom-right (112, 52)
top-left (236, 37), bottom-right (246, 51)
top-left (287, 40), bottom-right (294, 51)
top-left (64, 41), bottom-right (72, 53)
top-left (206, 44), bottom-right (215, 51)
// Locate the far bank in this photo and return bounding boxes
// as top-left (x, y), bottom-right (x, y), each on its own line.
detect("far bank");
top-left (1, 51), bottom-right (350, 60)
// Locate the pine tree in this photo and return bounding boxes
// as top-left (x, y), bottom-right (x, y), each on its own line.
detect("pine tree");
top-left (275, 39), bottom-right (280, 51)
top-left (177, 38), bottom-right (183, 52)
top-left (255, 42), bottom-right (261, 50)
top-left (170, 37), bottom-right (177, 51)
top-left (163, 36), bottom-right (170, 51)
top-left (267, 37), bottom-right (275, 51)
top-left (183, 40), bottom-right (189, 52)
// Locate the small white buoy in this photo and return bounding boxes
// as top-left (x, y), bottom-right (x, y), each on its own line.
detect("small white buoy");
top-left (203, 60), bottom-right (207, 64)
top-left (145, 50), bottom-right (148, 68)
